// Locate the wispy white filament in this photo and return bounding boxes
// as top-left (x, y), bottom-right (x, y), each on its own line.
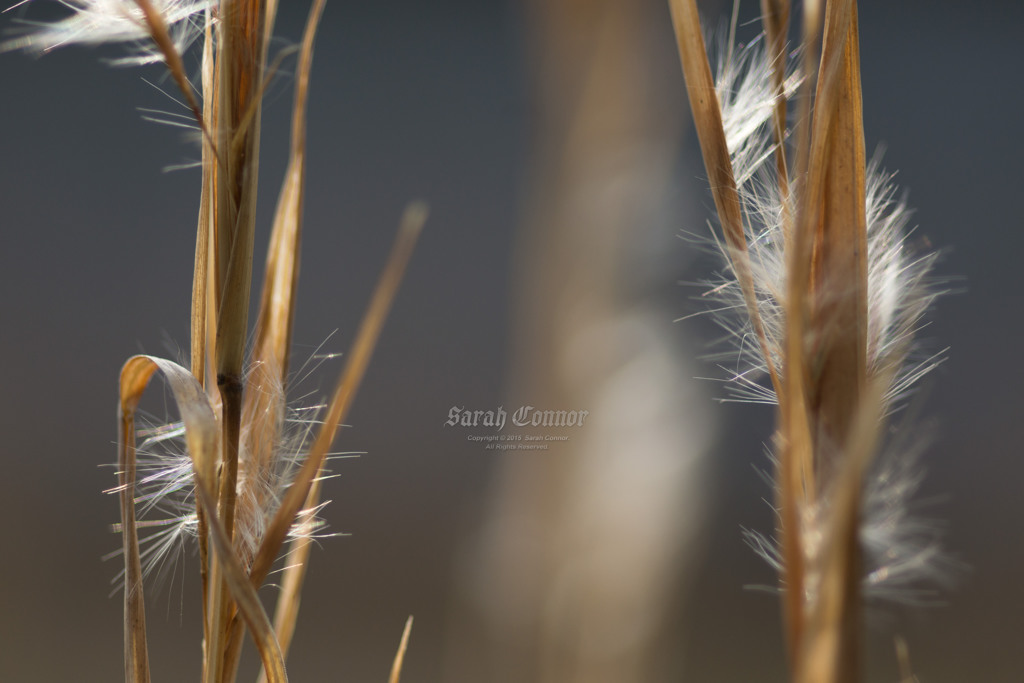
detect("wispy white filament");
top-left (714, 35), bottom-right (801, 188)
top-left (1, 0), bottom-right (211, 65)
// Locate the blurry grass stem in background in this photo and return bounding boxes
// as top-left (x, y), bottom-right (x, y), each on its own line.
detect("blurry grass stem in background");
top-left (447, 2), bottom-right (711, 682)
top-left (3, 1), bottom-right (422, 681)
top-left (669, 0), bottom-right (944, 681)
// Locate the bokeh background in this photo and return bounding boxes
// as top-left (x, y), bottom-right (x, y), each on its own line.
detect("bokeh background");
top-left (1, 0), bottom-right (1022, 681)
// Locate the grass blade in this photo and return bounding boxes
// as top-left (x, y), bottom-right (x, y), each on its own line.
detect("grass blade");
top-left (388, 616), bottom-right (414, 683)
top-left (779, 0), bottom-right (855, 666)
top-left (118, 355), bottom-right (221, 683)
top-left (246, 3), bottom-right (329, 676)
top-left (797, 374), bottom-right (885, 683)
top-left (194, 478), bottom-right (289, 683)
top-left (668, 0), bottom-right (782, 396)
top-left (809, 0), bottom-right (867, 451)
top-left (252, 0), bottom-right (327, 384)
top-left (760, 0), bottom-right (791, 200)
top-left (248, 202), bottom-right (426, 588)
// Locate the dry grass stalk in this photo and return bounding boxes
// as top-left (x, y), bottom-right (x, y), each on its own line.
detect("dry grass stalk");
top-left (252, 0), bottom-right (326, 667)
top-left (388, 616), bottom-right (415, 683)
top-left (669, 0), bottom-right (942, 680)
top-left (206, 4), bottom-right (270, 676)
top-left (5, 1), bottom-right (423, 681)
top-left (449, 3), bottom-right (703, 682)
top-left (668, 0), bottom-right (782, 398)
top-left (759, 0), bottom-right (791, 198)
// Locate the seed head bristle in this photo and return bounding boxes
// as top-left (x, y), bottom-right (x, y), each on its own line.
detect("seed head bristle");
top-left (1, 0), bottom-right (211, 64)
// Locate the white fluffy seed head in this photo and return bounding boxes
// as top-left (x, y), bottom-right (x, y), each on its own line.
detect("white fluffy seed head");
top-left (700, 35), bottom-right (942, 415)
top-left (1, 0), bottom-right (211, 65)
top-left (742, 437), bottom-right (954, 606)
top-left (862, 159), bottom-right (945, 410)
top-left (858, 437), bottom-right (954, 605)
top-left (714, 34), bottom-right (801, 188)
top-left (110, 358), bottom-right (336, 590)
top-left (696, 31), bottom-right (949, 603)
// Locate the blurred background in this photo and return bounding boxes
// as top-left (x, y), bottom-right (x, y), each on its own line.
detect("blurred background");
top-left (1, 0), bottom-right (1022, 681)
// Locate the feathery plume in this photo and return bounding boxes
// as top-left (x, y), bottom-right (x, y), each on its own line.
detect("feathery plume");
top-left (670, 1), bottom-right (947, 681)
top-left (110, 364), bottom-right (339, 591)
top-left (1, 0), bottom-right (210, 65)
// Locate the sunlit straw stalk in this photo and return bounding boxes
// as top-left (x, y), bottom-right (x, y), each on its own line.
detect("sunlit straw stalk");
top-left (669, 1), bottom-right (945, 681)
top-left (4, 1), bottom-right (422, 681)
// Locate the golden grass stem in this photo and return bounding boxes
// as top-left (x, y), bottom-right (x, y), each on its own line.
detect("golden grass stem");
top-left (213, 0), bottom-right (267, 386)
top-left (810, 1), bottom-right (867, 455)
top-left (194, 479), bottom-right (289, 683)
top-left (671, 2), bottom-right (876, 679)
top-left (779, 1), bottom-right (856, 668)
top-left (118, 395), bottom-right (151, 683)
top-left (118, 356), bottom-right (288, 683)
top-left (252, 0), bottom-right (326, 383)
top-left (801, 8), bottom-right (868, 682)
top-left (221, 202), bottom-right (425, 681)
top-left (776, 2), bottom-right (828, 663)
top-left (191, 10), bottom-right (217, 394)
top-left (247, 203), bottom-right (426, 589)
top-left (119, 356), bottom-right (222, 683)
top-left (70, 3), bottom-right (423, 680)
top-left (192, 11), bottom-right (218, 640)
top-left (247, 6), bottom-right (328, 672)
top-left (227, 204), bottom-right (426, 673)
top-left (667, 0), bottom-right (782, 398)
top-left (760, 0), bottom-right (791, 202)
top-left (796, 374), bottom-right (884, 683)
top-left (211, 6), bottom-right (262, 530)
top-left (388, 617), bottom-right (414, 683)
top-left (206, 5), bottom-right (270, 680)
top-left (895, 636), bottom-right (918, 683)
top-left (782, 3), bottom-right (870, 679)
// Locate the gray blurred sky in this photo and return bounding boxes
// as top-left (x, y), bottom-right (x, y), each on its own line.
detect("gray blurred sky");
top-left (1, 1), bottom-right (1022, 681)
